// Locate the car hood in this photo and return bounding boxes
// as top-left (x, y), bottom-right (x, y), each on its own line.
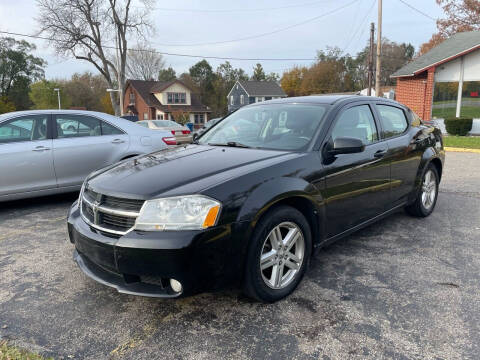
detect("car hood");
top-left (87, 145), bottom-right (298, 199)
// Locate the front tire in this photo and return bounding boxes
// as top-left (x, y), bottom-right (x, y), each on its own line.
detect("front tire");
top-left (405, 164), bottom-right (439, 217)
top-left (243, 206), bottom-right (312, 303)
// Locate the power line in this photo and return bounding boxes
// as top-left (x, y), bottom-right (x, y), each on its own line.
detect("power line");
top-left (151, 0), bottom-right (360, 47)
top-left (342, 0), bottom-right (376, 53)
top-left (396, 0), bottom-right (436, 21)
top-left (0, 30), bottom-right (318, 61)
top-left (140, 0), bottom-right (333, 13)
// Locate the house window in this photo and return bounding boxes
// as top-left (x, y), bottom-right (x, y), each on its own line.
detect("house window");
top-left (230, 96), bottom-right (234, 105)
top-left (432, 82), bottom-right (458, 118)
top-left (249, 96), bottom-right (255, 104)
top-left (194, 114), bottom-right (205, 124)
top-left (265, 96), bottom-right (272, 101)
top-left (167, 92), bottom-right (186, 104)
top-left (240, 95), bottom-right (244, 105)
top-left (143, 113), bottom-right (148, 120)
top-left (256, 97), bottom-right (263, 102)
top-left (129, 92), bottom-right (135, 105)
top-left (157, 114), bottom-right (163, 120)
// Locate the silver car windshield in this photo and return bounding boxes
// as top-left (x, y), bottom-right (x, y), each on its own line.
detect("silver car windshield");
top-left (198, 104), bottom-right (328, 150)
top-left (153, 120), bottom-right (180, 127)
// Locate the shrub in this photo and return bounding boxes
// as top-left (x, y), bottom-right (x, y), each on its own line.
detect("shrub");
top-left (444, 117), bottom-right (473, 136)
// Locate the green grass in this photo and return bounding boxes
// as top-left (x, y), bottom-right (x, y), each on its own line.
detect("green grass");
top-left (432, 106), bottom-right (480, 119)
top-left (443, 136), bottom-right (480, 149)
top-left (0, 341), bottom-right (52, 360)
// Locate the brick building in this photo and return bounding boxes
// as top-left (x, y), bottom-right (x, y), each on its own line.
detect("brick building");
top-left (392, 31), bottom-right (480, 124)
top-left (123, 79), bottom-right (211, 128)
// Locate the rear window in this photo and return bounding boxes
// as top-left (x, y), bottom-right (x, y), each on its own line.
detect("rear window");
top-left (376, 105), bottom-right (408, 138)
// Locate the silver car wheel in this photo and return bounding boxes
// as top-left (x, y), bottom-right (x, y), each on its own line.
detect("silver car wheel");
top-left (421, 169), bottom-right (437, 209)
top-left (260, 222), bottom-right (305, 289)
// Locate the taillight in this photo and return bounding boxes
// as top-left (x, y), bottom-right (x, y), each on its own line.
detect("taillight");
top-left (182, 130), bottom-right (191, 134)
top-left (171, 130), bottom-right (176, 135)
top-left (162, 136), bottom-right (177, 145)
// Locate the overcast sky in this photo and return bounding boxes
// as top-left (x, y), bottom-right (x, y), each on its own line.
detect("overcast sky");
top-left (0, 0), bottom-right (444, 79)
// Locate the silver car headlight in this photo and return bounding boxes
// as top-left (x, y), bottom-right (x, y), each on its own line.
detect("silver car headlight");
top-left (134, 195), bottom-right (221, 231)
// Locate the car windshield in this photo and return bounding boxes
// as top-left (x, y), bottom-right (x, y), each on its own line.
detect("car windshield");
top-left (153, 120), bottom-right (180, 127)
top-left (198, 104), bottom-right (328, 150)
top-left (137, 122), bottom-right (149, 127)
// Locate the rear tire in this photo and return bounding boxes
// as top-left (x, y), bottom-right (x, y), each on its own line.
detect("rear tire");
top-left (243, 206), bottom-right (312, 303)
top-left (405, 164), bottom-right (439, 217)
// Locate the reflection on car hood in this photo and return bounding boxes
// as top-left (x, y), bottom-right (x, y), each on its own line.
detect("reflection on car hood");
top-left (87, 145), bottom-right (296, 199)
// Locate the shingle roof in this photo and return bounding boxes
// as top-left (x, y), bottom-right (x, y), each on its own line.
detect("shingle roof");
top-left (392, 31), bottom-right (480, 78)
top-left (127, 79), bottom-right (210, 112)
top-left (238, 80), bottom-right (286, 96)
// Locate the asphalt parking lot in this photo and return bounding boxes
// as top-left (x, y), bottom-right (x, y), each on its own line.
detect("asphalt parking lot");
top-left (0, 152), bottom-right (479, 360)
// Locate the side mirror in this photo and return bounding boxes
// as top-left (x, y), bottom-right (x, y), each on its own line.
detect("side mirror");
top-left (328, 137), bottom-right (365, 155)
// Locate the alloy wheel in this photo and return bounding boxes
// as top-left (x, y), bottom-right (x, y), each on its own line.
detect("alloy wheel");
top-left (421, 169), bottom-right (437, 209)
top-left (260, 222), bottom-right (305, 289)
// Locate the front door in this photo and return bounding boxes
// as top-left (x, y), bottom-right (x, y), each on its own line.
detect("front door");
top-left (322, 103), bottom-right (391, 238)
top-left (0, 114), bottom-right (56, 196)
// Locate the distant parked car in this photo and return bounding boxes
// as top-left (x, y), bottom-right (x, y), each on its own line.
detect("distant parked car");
top-left (137, 120), bottom-right (192, 144)
top-left (192, 117), bottom-right (221, 141)
top-left (0, 110), bottom-right (175, 202)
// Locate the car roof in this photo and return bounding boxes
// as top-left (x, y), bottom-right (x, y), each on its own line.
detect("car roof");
top-left (246, 95), bottom-right (400, 106)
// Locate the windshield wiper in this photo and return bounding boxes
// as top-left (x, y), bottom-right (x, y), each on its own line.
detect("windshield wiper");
top-left (208, 141), bottom-right (251, 148)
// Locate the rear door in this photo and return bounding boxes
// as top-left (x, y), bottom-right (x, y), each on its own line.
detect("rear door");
top-left (0, 114), bottom-right (56, 196)
top-left (52, 114), bottom-right (129, 187)
top-left (322, 103), bottom-right (391, 237)
top-left (373, 103), bottom-right (421, 207)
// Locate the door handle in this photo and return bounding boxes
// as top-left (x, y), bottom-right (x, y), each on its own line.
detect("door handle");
top-left (111, 139), bottom-right (125, 144)
top-left (374, 149), bottom-right (387, 158)
top-left (32, 146), bottom-right (50, 152)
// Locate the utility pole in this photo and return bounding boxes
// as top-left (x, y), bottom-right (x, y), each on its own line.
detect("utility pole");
top-left (375, 0), bottom-right (382, 97)
top-left (114, 31), bottom-right (124, 116)
top-left (368, 22), bottom-right (375, 96)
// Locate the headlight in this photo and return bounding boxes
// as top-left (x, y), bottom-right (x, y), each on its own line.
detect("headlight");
top-left (134, 195), bottom-right (221, 231)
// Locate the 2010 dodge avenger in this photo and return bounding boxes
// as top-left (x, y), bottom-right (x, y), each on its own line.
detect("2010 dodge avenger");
top-left (67, 95), bottom-right (444, 302)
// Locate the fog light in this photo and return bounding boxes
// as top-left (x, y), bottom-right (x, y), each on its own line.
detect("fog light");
top-left (170, 279), bottom-right (182, 293)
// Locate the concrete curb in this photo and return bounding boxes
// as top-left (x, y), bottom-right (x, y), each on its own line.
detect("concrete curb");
top-left (444, 147), bottom-right (480, 153)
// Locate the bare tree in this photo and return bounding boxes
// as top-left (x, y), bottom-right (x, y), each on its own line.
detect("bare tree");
top-left (36, 0), bottom-right (154, 115)
top-left (126, 44), bottom-right (165, 80)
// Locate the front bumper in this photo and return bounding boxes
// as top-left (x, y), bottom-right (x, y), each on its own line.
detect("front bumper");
top-left (67, 201), bottom-right (249, 297)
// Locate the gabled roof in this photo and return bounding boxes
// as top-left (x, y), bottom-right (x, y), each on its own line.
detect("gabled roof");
top-left (237, 80), bottom-right (286, 96)
top-left (126, 79), bottom-right (210, 112)
top-left (392, 31), bottom-right (480, 78)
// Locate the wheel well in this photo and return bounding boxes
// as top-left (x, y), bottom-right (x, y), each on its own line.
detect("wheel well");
top-left (430, 158), bottom-right (442, 180)
top-left (267, 196), bottom-right (320, 247)
top-left (120, 154), bottom-right (139, 160)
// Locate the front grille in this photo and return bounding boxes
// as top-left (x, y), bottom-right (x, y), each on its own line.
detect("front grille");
top-left (80, 186), bottom-right (144, 235)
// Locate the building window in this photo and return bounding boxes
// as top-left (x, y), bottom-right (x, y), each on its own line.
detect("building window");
top-left (249, 96), bottom-right (255, 104)
top-left (432, 82), bottom-right (458, 118)
top-left (129, 92), bottom-right (135, 105)
top-left (230, 96), bottom-right (234, 105)
top-left (240, 94), bottom-right (244, 105)
top-left (460, 81), bottom-right (480, 118)
top-left (143, 113), bottom-right (148, 120)
top-left (256, 97), bottom-right (263, 102)
top-left (167, 92), bottom-right (186, 104)
top-left (157, 114), bottom-right (163, 120)
top-left (265, 96), bottom-right (272, 101)
top-left (194, 114), bottom-right (205, 124)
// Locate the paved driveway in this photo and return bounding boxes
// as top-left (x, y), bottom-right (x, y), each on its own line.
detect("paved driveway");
top-left (0, 152), bottom-right (479, 360)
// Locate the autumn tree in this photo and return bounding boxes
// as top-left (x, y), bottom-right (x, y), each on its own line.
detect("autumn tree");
top-left (37, 0), bottom-right (155, 115)
top-left (281, 66), bottom-right (307, 97)
top-left (127, 45), bottom-right (165, 80)
top-left (30, 80), bottom-right (71, 109)
top-left (418, 33), bottom-right (446, 56)
top-left (0, 97), bottom-right (15, 114)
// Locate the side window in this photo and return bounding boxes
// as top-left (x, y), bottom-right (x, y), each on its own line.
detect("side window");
top-left (331, 105), bottom-right (378, 145)
top-left (0, 115), bottom-right (48, 144)
top-left (101, 121), bottom-right (124, 135)
top-left (376, 105), bottom-right (408, 138)
top-left (55, 115), bottom-right (101, 138)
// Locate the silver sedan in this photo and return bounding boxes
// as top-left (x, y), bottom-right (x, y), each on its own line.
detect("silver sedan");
top-left (0, 110), bottom-right (174, 202)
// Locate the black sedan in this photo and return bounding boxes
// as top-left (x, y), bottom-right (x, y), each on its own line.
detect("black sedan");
top-left (67, 95), bottom-right (444, 302)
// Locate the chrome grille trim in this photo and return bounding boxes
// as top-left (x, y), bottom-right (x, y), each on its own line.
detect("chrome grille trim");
top-left (80, 187), bottom-right (144, 235)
